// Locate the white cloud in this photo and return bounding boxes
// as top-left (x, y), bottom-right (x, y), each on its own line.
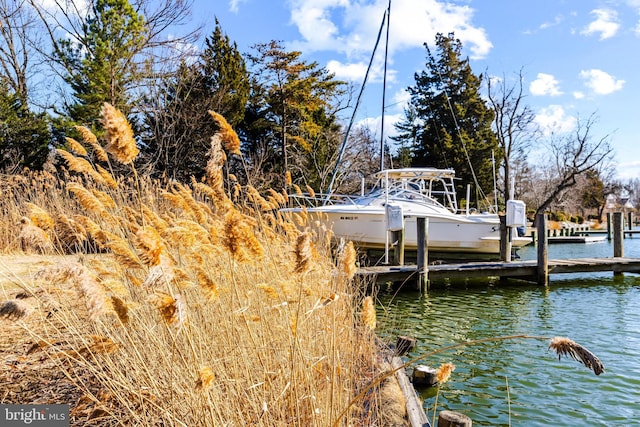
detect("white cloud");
top-left (288, 0), bottom-right (492, 72)
top-left (529, 73), bottom-right (562, 96)
top-left (581, 9), bottom-right (620, 40)
top-left (580, 69), bottom-right (625, 94)
top-left (229, 0), bottom-right (248, 13)
top-left (573, 91), bottom-right (585, 99)
top-left (534, 105), bottom-right (577, 136)
top-left (326, 60), bottom-right (369, 81)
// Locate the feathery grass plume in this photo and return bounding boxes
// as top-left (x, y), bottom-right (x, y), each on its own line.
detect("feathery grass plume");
top-left (293, 212), bottom-right (308, 228)
top-left (141, 251), bottom-right (178, 288)
top-left (141, 204), bottom-right (169, 233)
top-left (91, 189), bottom-right (116, 209)
top-left (285, 170), bottom-right (292, 186)
top-left (294, 232), bottom-right (313, 273)
top-left (76, 271), bottom-right (116, 320)
top-left (195, 266), bottom-right (219, 302)
top-left (74, 215), bottom-right (108, 248)
top-left (67, 182), bottom-right (106, 215)
top-left (85, 335), bottom-right (120, 354)
top-left (361, 296), bottom-right (376, 331)
top-left (111, 296), bottom-right (130, 325)
top-left (257, 283), bottom-right (279, 300)
top-left (192, 181), bottom-right (220, 208)
top-left (161, 189), bottom-right (198, 219)
top-left (208, 110), bottom-right (241, 155)
top-left (222, 209), bottom-right (264, 261)
top-left (337, 241), bottom-right (357, 281)
top-left (105, 238), bottom-right (143, 270)
top-left (175, 183), bottom-right (208, 224)
top-left (55, 213), bottom-right (88, 250)
top-left (247, 185), bottom-right (273, 211)
top-left (549, 336), bottom-right (605, 375)
top-left (66, 137), bottom-right (88, 157)
top-left (267, 188), bottom-right (287, 208)
top-left (36, 262), bottom-right (115, 319)
top-left (18, 218), bottom-right (53, 253)
top-left (35, 261), bottom-right (84, 283)
top-left (148, 292), bottom-right (186, 325)
top-left (436, 362), bottom-right (456, 384)
top-left (205, 134), bottom-right (226, 196)
top-left (96, 164), bottom-right (118, 188)
top-left (75, 125), bottom-right (108, 162)
top-left (25, 202), bottom-right (55, 231)
top-left (56, 149), bottom-right (95, 175)
top-left (101, 102), bottom-right (139, 164)
top-left (196, 366), bottom-right (216, 391)
top-left (305, 185), bottom-right (316, 199)
top-left (0, 299), bottom-right (32, 320)
top-left (134, 226), bottom-right (164, 267)
top-left (292, 184), bottom-right (303, 197)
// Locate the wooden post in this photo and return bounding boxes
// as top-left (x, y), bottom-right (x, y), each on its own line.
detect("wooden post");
top-left (499, 215), bottom-right (511, 262)
top-left (395, 336), bottom-right (416, 356)
top-left (416, 217), bottom-right (429, 292)
top-left (536, 214), bottom-right (548, 286)
top-left (606, 212), bottom-right (612, 240)
top-left (437, 410), bottom-right (472, 427)
top-left (412, 365), bottom-right (437, 387)
top-left (392, 229), bottom-right (405, 266)
top-left (628, 212), bottom-right (633, 232)
top-left (613, 212), bottom-right (624, 258)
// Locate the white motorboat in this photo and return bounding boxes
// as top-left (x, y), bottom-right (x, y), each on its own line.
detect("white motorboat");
top-left (282, 168), bottom-right (530, 259)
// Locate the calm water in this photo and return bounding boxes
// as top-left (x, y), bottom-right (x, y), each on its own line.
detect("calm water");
top-left (377, 233), bottom-right (640, 426)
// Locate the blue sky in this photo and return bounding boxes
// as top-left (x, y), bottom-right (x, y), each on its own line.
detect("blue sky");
top-left (192, 0), bottom-right (640, 180)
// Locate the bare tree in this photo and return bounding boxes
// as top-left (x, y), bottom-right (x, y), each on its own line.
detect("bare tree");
top-left (534, 114), bottom-right (614, 217)
top-left (486, 69), bottom-right (538, 205)
top-left (27, 0), bottom-right (200, 112)
top-left (0, 0), bottom-right (45, 103)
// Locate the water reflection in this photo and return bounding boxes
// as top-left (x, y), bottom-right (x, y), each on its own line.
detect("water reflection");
top-left (377, 271), bottom-right (640, 426)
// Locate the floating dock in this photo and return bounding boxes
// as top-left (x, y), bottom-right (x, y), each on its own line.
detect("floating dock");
top-left (547, 235), bottom-right (607, 244)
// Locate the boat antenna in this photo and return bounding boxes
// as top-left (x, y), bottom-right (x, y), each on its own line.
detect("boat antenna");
top-left (380, 0), bottom-right (391, 171)
top-left (325, 2), bottom-right (390, 199)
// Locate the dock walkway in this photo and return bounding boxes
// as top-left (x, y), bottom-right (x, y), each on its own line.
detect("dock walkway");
top-left (357, 257), bottom-right (640, 284)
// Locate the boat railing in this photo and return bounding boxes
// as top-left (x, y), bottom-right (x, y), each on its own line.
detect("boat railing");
top-left (286, 192), bottom-right (362, 208)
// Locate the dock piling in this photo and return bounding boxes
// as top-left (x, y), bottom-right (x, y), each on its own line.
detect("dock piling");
top-left (416, 217), bottom-right (429, 292)
top-left (536, 213), bottom-right (548, 286)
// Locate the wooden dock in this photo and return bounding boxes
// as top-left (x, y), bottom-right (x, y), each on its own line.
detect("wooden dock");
top-left (357, 257), bottom-right (640, 284)
top-left (356, 212), bottom-right (640, 288)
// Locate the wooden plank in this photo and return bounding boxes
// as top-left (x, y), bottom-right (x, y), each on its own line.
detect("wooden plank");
top-left (390, 356), bottom-right (430, 427)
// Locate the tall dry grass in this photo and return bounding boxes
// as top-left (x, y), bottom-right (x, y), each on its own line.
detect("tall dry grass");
top-left (0, 105), bottom-right (391, 426)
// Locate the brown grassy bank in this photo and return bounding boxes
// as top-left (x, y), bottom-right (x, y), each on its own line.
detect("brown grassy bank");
top-left (0, 106), bottom-right (404, 426)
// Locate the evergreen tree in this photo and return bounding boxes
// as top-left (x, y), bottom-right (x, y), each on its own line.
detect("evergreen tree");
top-left (401, 33), bottom-right (498, 201)
top-left (0, 81), bottom-right (50, 173)
top-left (247, 41), bottom-right (344, 187)
top-left (139, 20), bottom-right (250, 182)
top-left (54, 0), bottom-right (147, 125)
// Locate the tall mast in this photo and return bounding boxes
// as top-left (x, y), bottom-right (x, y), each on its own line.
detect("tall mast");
top-left (380, 0), bottom-right (391, 171)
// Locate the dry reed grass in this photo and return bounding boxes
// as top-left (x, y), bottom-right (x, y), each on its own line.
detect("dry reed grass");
top-left (0, 112), bottom-right (390, 426)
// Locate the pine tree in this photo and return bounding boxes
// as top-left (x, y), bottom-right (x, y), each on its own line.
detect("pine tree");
top-left (402, 33), bottom-right (498, 201)
top-left (0, 81), bottom-right (50, 173)
top-left (247, 41), bottom-right (344, 187)
top-left (55, 0), bottom-right (147, 126)
top-left (139, 20), bottom-right (250, 182)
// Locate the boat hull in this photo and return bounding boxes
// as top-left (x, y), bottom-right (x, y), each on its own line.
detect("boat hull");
top-left (295, 207), bottom-right (530, 256)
